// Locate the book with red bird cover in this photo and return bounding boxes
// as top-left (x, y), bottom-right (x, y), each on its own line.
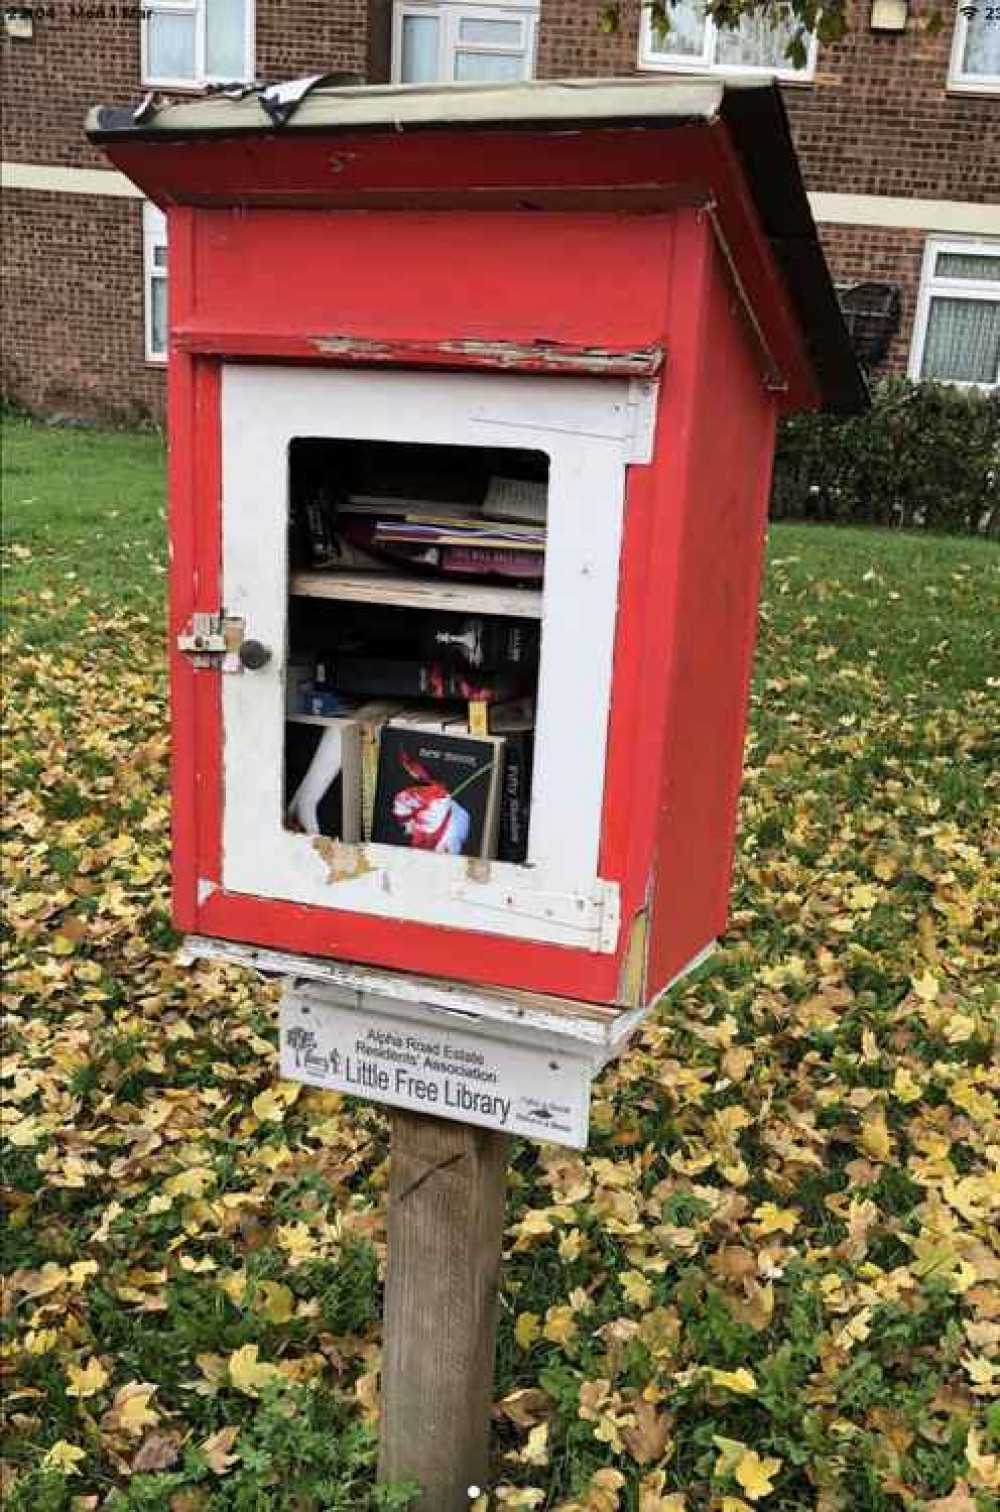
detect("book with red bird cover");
top-left (371, 728), bottom-right (503, 858)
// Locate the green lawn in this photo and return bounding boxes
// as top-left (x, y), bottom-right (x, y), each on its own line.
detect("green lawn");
top-left (2, 415), bottom-right (999, 1512)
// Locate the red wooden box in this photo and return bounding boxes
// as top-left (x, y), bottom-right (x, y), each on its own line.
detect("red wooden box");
top-left (88, 78), bottom-right (864, 1013)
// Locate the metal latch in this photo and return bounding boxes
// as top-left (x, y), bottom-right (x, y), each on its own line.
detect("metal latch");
top-left (177, 612), bottom-right (247, 671)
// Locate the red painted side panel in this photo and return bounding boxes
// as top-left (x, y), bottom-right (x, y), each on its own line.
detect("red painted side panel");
top-left (598, 210), bottom-right (707, 994)
top-left (644, 218), bottom-right (778, 997)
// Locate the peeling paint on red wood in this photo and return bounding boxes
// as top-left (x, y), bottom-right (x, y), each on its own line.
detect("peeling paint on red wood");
top-left (172, 328), bottom-right (665, 376)
top-left (312, 335), bottom-right (665, 376)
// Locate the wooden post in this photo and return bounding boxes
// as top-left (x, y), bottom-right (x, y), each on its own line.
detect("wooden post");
top-left (379, 1110), bottom-right (510, 1511)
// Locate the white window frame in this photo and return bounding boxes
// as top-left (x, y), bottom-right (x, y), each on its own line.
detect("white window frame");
top-left (143, 202), bottom-right (168, 366)
top-left (638, 2), bottom-right (818, 81)
top-left (948, 2), bottom-right (1000, 94)
top-left (141, 0), bottom-right (255, 90)
top-left (908, 236), bottom-right (1000, 389)
top-left (391, 0), bottom-right (539, 84)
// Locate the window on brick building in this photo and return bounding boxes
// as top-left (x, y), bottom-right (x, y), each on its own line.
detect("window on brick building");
top-left (391, 0), bottom-right (538, 82)
top-left (949, 3), bottom-right (1000, 92)
top-left (910, 238), bottom-right (1000, 388)
top-left (638, 0), bottom-right (816, 79)
top-left (142, 0), bottom-right (254, 88)
top-left (143, 203), bottom-right (168, 365)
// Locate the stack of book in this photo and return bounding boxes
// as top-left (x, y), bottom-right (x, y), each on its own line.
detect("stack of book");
top-left (284, 609), bottom-right (536, 863)
top-left (295, 475), bottom-right (547, 583)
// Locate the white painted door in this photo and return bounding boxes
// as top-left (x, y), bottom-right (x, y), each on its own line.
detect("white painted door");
top-left (220, 365), bottom-right (654, 952)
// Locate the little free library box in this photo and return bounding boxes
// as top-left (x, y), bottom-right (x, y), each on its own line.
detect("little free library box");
top-left (88, 77), bottom-right (865, 1149)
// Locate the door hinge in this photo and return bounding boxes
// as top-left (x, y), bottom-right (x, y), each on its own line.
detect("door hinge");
top-left (176, 611), bottom-right (245, 671)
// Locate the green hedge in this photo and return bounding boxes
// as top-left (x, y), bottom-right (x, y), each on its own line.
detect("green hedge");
top-left (771, 378), bottom-right (1000, 536)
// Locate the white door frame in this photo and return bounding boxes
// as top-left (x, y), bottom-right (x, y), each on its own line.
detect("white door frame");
top-left (220, 365), bottom-right (652, 950)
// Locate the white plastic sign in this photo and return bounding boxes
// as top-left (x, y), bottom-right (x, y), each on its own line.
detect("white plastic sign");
top-left (280, 982), bottom-right (593, 1148)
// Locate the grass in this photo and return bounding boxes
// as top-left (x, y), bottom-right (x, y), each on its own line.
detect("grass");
top-left (2, 414), bottom-right (999, 1512)
top-left (1, 416), bottom-right (167, 637)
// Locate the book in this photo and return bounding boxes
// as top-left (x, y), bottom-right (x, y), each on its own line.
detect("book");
top-left (417, 614), bottom-right (539, 672)
top-left (389, 703), bottom-right (467, 734)
top-left (336, 516), bottom-right (444, 570)
top-left (374, 519), bottom-right (544, 549)
top-left (372, 728), bottom-right (503, 858)
top-left (314, 607), bottom-right (538, 675)
top-left (440, 545), bottom-right (545, 581)
top-left (284, 719), bottom-right (362, 842)
top-left (497, 729), bottom-right (533, 864)
top-left (320, 655), bottom-right (526, 705)
top-left (347, 494), bottom-right (482, 522)
top-left (488, 697), bottom-right (535, 864)
top-left (301, 688), bottom-right (360, 719)
top-left (352, 701), bottom-right (407, 841)
top-left (488, 694), bottom-right (536, 734)
top-left (335, 517), bottom-right (544, 580)
top-left (484, 476), bottom-right (548, 526)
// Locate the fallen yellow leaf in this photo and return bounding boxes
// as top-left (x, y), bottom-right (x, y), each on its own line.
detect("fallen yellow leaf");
top-left (25, 1328), bottom-right (59, 1354)
top-left (542, 1305), bottom-right (578, 1346)
top-left (912, 969), bottom-right (939, 1002)
top-left (621, 1270), bottom-right (653, 1309)
top-left (66, 1356), bottom-right (109, 1399)
top-left (515, 1311), bottom-right (541, 1350)
top-left (200, 1424), bottom-right (241, 1475)
top-left (251, 1088), bottom-right (288, 1122)
top-left (43, 1440), bottom-right (86, 1475)
top-left (752, 1202), bottom-right (798, 1235)
top-left (521, 1422), bottom-right (550, 1466)
top-left (256, 1280), bottom-right (295, 1324)
top-left (228, 1343), bottom-right (284, 1397)
top-left (734, 1449), bottom-right (782, 1501)
top-left (638, 1471), bottom-right (687, 1511)
top-left (860, 1105), bottom-right (894, 1162)
top-left (115, 1383), bottom-right (160, 1435)
top-left (708, 1367), bottom-right (757, 1395)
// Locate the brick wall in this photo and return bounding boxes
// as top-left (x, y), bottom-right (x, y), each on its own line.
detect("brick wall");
top-left (535, 0), bottom-right (998, 380)
top-left (3, 0), bottom-right (995, 421)
top-left (536, 0), bottom-right (999, 207)
top-left (2, 14), bottom-right (140, 169)
top-left (783, 0), bottom-right (998, 205)
top-left (0, 3), bottom-right (367, 166)
top-left (2, 189), bottom-right (163, 422)
top-left (2, 0), bottom-right (367, 423)
top-left (816, 223), bottom-right (928, 376)
top-left (536, 0), bottom-right (641, 75)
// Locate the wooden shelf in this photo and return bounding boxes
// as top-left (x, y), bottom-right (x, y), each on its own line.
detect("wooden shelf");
top-left (290, 570), bottom-right (543, 620)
